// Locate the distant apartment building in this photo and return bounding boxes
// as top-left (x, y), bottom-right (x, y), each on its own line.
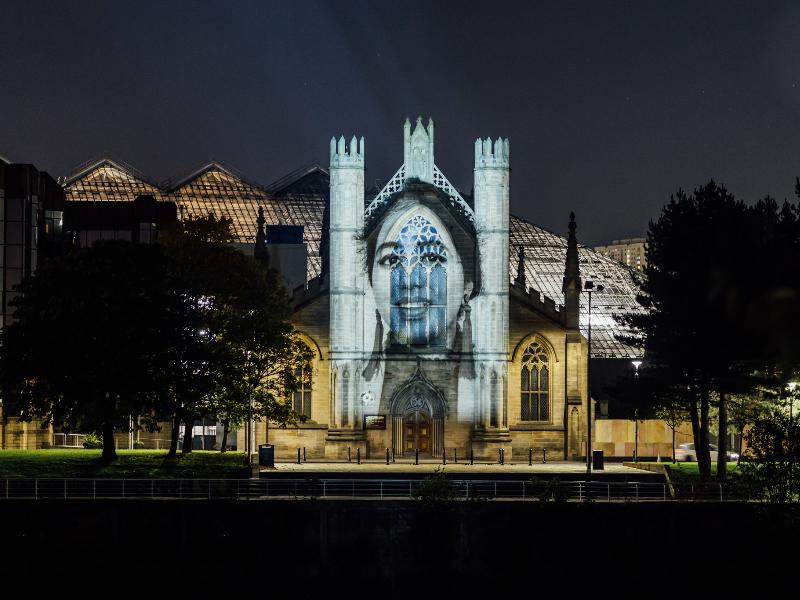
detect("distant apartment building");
top-left (593, 238), bottom-right (647, 271)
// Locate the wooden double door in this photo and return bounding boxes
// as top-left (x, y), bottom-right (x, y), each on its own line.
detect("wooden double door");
top-left (405, 410), bottom-right (432, 455)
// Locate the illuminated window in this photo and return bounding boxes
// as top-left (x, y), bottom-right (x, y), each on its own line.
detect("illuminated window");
top-left (292, 343), bottom-right (313, 419)
top-left (389, 215), bottom-right (447, 348)
top-left (520, 340), bottom-right (549, 421)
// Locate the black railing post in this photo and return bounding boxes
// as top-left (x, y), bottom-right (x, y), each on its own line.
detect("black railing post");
top-left (454, 448), bottom-right (458, 463)
top-left (415, 448), bottom-right (419, 465)
top-left (303, 447), bottom-right (306, 462)
top-left (391, 448), bottom-right (395, 463)
top-left (357, 448), bottom-right (361, 464)
top-left (542, 448), bottom-right (547, 464)
top-left (442, 448), bottom-right (446, 465)
top-left (386, 447), bottom-right (390, 465)
top-left (470, 448), bottom-right (474, 465)
top-left (347, 447), bottom-right (351, 462)
top-left (297, 448), bottom-right (301, 464)
top-left (529, 447), bottom-right (533, 466)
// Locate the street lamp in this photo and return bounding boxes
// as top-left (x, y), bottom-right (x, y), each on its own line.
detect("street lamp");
top-left (631, 360), bottom-right (642, 462)
top-left (584, 280), bottom-right (604, 474)
top-left (788, 381), bottom-right (798, 420)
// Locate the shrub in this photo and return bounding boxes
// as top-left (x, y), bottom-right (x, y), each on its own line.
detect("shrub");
top-left (529, 477), bottom-right (567, 503)
top-left (415, 468), bottom-right (456, 503)
top-left (82, 433), bottom-right (103, 449)
top-left (738, 407), bottom-right (800, 503)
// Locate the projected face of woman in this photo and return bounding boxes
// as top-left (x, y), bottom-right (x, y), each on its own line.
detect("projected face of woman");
top-left (374, 215), bottom-right (449, 349)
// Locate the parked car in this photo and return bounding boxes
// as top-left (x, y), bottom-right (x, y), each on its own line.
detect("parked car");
top-left (675, 442), bottom-right (739, 462)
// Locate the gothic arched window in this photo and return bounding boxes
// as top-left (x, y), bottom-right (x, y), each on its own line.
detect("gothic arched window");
top-left (389, 216), bottom-right (447, 347)
top-left (292, 343), bottom-right (313, 419)
top-left (521, 341), bottom-right (549, 421)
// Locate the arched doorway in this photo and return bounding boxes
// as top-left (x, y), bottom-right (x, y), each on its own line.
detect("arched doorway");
top-left (390, 365), bottom-right (448, 458)
top-left (404, 401), bottom-right (433, 455)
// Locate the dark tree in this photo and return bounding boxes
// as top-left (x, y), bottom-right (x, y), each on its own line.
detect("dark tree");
top-left (156, 213), bottom-right (305, 457)
top-left (0, 241), bottom-right (172, 461)
top-left (738, 402), bottom-right (800, 503)
top-left (617, 182), bottom-right (768, 480)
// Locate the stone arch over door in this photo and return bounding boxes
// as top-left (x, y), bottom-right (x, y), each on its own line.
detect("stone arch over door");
top-left (389, 365), bottom-right (448, 457)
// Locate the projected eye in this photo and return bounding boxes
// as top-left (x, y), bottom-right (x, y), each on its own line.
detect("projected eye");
top-left (378, 254), bottom-right (401, 266)
top-left (419, 251), bottom-right (447, 264)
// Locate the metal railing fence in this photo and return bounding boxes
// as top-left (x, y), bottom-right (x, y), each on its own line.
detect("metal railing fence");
top-left (52, 433), bottom-right (86, 448)
top-left (0, 478), bottom-right (748, 502)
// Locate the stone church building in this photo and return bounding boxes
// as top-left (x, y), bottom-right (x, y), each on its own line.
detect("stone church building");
top-left (261, 119), bottom-right (593, 461)
top-left (6, 117), bottom-right (642, 457)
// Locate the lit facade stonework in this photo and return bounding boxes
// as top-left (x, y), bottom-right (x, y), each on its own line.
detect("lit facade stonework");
top-left (265, 119), bottom-right (590, 460)
top-left (59, 121), bottom-right (645, 457)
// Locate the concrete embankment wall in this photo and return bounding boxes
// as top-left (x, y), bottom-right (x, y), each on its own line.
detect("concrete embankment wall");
top-left (0, 500), bottom-right (795, 595)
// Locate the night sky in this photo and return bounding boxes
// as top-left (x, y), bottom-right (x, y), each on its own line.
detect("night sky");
top-left (2, 0), bottom-right (800, 245)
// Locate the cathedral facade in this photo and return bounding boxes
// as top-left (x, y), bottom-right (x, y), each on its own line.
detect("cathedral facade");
top-left (54, 117), bottom-right (644, 457)
top-left (265, 119), bottom-right (590, 461)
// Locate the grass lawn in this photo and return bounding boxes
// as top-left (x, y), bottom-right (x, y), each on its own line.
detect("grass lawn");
top-left (0, 449), bottom-right (250, 479)
top-left (648, 461), bottom-right (741, 482)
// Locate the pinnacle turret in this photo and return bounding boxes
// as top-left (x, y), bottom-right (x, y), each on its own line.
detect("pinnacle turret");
top-left (254, 206), bottom-right (269, 265)
top-left (562, 212), bottom-right (581, 329)
top-left (515, 246), bottom-right (526, 289)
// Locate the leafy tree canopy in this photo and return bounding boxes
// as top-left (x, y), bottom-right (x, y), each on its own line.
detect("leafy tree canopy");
top-left (615, 181), bottom-right (800, 479)
top-left (0, 241), bottom-right (173, 460)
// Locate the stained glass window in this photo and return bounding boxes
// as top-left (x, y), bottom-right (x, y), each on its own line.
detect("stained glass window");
top-left (520, 341), bottom-right (549, 421)
top-left (389, 215), bottom-right (447, 348)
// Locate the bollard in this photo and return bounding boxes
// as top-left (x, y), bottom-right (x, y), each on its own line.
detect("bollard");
top-left (499, 448), bottom-right (503, 465)
top-left (542, 448), bottom-right (547, 464)
top-left (470, 448), bottom-right (474, 465)
top-left (348, 447), bottom-right (351, 462)
top-left (443, 448), bottom-right (446, 465)
top-left (454, 448), bottom-right (458, 463)
top-left (303, 447), bottom-right (306, 462)
top-left (386, 447), bottom-right (390, 465)
top-left (529, 447), bottom-right (533, 466)
top-left (297, 448), bottom-right (301, 464)
top-left (357, 448), bottom-right (361, 465)
top-left (391, 448), bottom-right (395, 463)
top-left (415, 448), bottom-right (419, 465)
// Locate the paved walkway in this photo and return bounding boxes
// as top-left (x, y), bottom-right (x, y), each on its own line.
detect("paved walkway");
top-left (262, 460), bottom-right (655, 476)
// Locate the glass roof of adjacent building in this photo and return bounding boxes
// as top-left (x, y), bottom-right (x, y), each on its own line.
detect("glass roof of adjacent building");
top-left (62, 158), bottom-right (643, 358)
top-left (510, 217), bottom-right (644, 358)
top-left (63, 159), bottom-right (326, 281)
top-left (64, 158), bottom-right (164, 202)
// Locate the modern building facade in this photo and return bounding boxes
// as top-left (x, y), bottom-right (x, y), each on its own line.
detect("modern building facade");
top-left (0, 157), bottom-right (65, 448)
top-left (0, 161), bottom-right (64, 328)
top-left (593, 238), bottom-right (647, 271)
